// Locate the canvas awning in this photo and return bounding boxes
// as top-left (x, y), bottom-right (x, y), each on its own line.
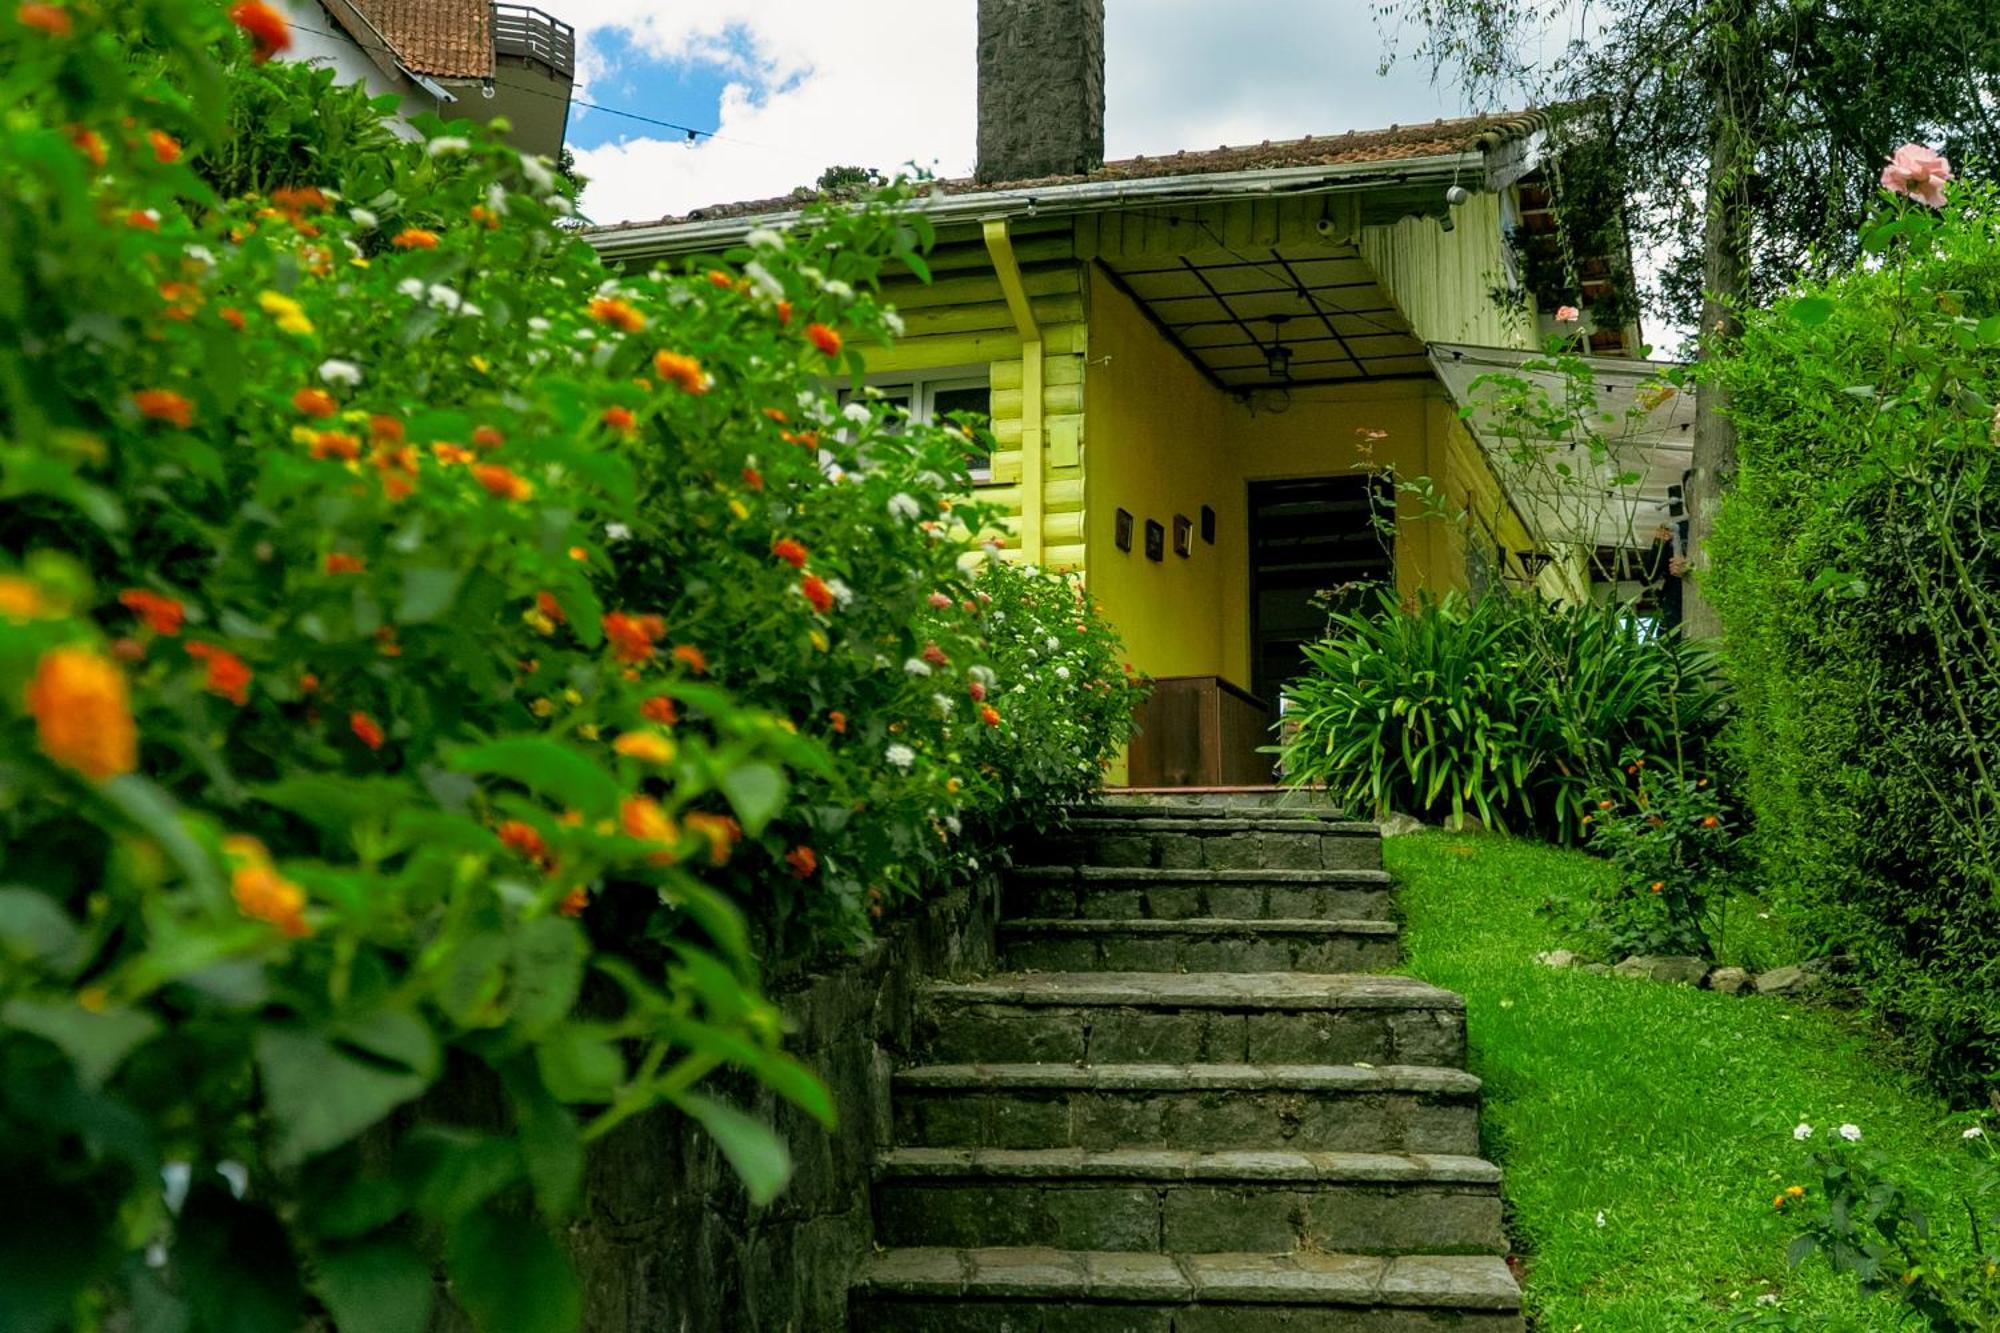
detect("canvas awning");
top-left (1429, 342), bottom-right (1694, 550)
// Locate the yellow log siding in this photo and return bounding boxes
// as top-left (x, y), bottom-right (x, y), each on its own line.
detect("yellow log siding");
top-left (864, 218), bottom-right (1088, 572)
top-left (1360, 193), bottom-right (1532, 349)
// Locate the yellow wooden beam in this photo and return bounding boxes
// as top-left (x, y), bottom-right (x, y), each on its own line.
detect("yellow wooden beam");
top-left (983, 218), bottom-right (1044, 563)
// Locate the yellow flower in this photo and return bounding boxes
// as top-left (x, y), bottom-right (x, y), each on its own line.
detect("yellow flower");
top-left (256, 289), bottom-right (314, 335)
top-left (78, 986), bottom-right (110, 1013)
top-left (529, 697), bottom-right (555, 717)
top-left (808, 629), bottom-right (829, 652)
top-left (728, 498), bottom-right (750, 521)
top-left (613, 729), bottom-right (676, 764)
top-left (0, 576), bottom-right (50, 622)
top-left (469, 355), bottom-right (491, 374)
top-left (577, 723), bottom-right (600, 741)
top-left (26, 647), bottom-right (137, 781)
top-left (562, 688), bottom-right (583, 706)
top-left (222, 836), bottom-right (311, 937)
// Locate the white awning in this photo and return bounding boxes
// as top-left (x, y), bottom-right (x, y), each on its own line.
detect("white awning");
top-left (1429, 342), bottom-right (1694, 550)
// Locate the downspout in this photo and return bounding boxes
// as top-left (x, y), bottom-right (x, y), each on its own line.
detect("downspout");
top-left (982, 218), bottom-right (1044, 563)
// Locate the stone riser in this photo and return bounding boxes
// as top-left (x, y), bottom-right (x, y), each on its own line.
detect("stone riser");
top-left (1031, 829), bottom-right (1383, 873)
top-left (876, 1181), bottom-right (1506, 1255)
top-left (919, 1002), bottom-right (1465, 1066)
top-left (1005, 880), bottom-right (1396, 924)
top-left (892, 1090), bottom-right (1480, 1155)
top-left (851, 1299), bottom-right (1524, 1331)
top-left (1002, 930), bottom-right (1400, 975)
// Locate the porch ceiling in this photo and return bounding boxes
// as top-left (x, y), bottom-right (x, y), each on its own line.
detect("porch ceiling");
top-left (1098, 244), bottom-right (1427, 392)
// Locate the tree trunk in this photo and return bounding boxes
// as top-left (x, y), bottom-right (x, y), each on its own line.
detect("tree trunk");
top-left (1684, 10), bottom-right (1754, 639)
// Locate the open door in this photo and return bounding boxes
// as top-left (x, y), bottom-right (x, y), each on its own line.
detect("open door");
top-left (1248, 475), bottom-right (1395, 706)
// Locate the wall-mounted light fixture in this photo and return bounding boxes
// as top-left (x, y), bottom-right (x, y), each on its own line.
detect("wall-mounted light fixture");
top-left (1515, 550), bottom-right (1555, 580)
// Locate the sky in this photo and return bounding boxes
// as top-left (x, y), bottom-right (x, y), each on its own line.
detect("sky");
top-left (550, 3), bottom-right (1494, 228)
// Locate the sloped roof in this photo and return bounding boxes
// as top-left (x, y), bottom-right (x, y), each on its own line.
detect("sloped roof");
top-left (594, 110), bottom-right (1553, 234)
top-left (335, 0), bottom-right (493, 79)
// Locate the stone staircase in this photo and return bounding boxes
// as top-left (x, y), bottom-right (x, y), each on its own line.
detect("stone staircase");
top-left (849, 794), bottom-right (1522, 1330)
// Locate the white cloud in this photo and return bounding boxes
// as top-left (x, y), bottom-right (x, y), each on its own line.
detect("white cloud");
top-left (558, 3), bottom-right (1498, 226)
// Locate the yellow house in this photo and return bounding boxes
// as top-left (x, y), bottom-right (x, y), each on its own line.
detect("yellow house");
top-left (587, 5), bottom-right (1643, 786)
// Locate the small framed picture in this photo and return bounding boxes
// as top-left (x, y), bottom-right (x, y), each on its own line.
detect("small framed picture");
top-left (1173, 513), bottom-right (1194, 558)
top-left (1200, 504), bottom-right (1216, 545)
top-left (1115, 508), bottom-right (1134, 553)
top-left (1144, 519), bottom-right (1165, 562)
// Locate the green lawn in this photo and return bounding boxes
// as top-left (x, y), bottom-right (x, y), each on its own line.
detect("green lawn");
top-left (1388, 830), bottom-right (1985, 1330)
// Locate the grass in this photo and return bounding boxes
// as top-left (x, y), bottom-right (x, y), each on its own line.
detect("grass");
top-left (1388, 829), bottom-right (1986, 1331)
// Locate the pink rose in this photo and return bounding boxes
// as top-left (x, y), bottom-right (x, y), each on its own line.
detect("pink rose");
top-left (1555, 305), bottom-right (1581, 323)
top-left (1881, 143), bottom-right (1952, 208)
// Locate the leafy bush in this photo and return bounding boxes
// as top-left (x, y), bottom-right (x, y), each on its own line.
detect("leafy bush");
top-left (1281, 588), bottom-right (1728, 838)
top-left (0, 7), bottom-right (1140, 1331)
top-left (1580, 763), bottom-right (1741, 956)
top-left (1708, 177), bottom-right (2000, 1097)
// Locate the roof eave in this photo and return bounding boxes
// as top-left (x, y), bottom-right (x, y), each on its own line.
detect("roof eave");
top-left (587, 148), bottom-right (1502, 264)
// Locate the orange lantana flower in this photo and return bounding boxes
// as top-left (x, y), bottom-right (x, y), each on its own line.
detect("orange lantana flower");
top-left (391, 227), bottom-right (439, 250)
top-left (613, 729), bottom-right (675, 764)
top-left (17, 4), bottom-right (73, 36)
top-left (147, 129), bottom-right (181, 164)
top-left (118, 588), bottom-right (184, 636)
top-left (602, 612), bottom-right (663, 664)
top-left (770, 537), bottom-right (809, 569)
top-left (621, 796), bottom-right (679, 864)
top-left (69, 125), bottom-right (107, 167)
top-left (26, 647), bottom-right (137, 780)
top-left (349, 710), bottom-right (384, 751)
top-left (671, 644), bottom-right (707, 675)
top-left (323, 553), bottom-right (365, 575)
top-left (684, 811), bottom-right (743, 866)
top-left (471, 424), bottom-right (504, 449)
top-left (805, 323), bottom-right (842, 358)
top-left (640, 694), bottom-right (678, 725)
top-left (652, 350), bottom-right (709, 394)
top-left (601, 405), bottom-right (636, 433)
top-left (133, 389), bottom-right (193, 428)
top-left (472, 463), bottom-right (533, 502)
top-left (292, 386), bottom-right (338, 418)
top-left (587, 296), bottom-right (646, 332)
top-left (498, 819), bottom-right (550, 864)
top-left (558, 886), bottom-right (589, 917)
top-left (311, 430), bottom-right (361, 461)
top-left (186, 641), bottom-right (251, 705)
top-left (801, 574), bottom-right (835, 614)
top-left (979, 705), bottom-right (1002, 727)
top-left (228, 0), bottom-right (290, 61)
top-left (785, 845), bottom-right (819, 879)
top-left (827, 709), bottom-right (847, 734)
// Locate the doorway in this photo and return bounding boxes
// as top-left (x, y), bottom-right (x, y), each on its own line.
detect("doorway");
top-left (1247, 475), bottom-right (1395, 706)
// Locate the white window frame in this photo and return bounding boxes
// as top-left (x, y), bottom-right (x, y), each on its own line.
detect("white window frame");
top-left (838, 365), bottom-right (997, 484)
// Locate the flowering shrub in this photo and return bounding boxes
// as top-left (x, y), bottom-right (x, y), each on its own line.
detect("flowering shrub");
top-left (1737, 1120), bottom-right (2000, 1329)
top-left (1577, 760), bottom-right (1741, 956)
top-left (0, 7), bottom-right (1139, 1331)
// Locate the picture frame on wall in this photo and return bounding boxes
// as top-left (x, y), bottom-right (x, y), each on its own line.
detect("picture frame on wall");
top-left (1115, 508), bottom-right (1134, 553)
top-left (1144, 519), bottom-right (1165, 562)
top-left (1173, 513), bottom-right (1194, 558)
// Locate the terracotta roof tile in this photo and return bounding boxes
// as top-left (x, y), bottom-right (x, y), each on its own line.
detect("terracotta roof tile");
top-left (344, 0), bottom-right (493, 78)
top-left (593, 110), bottom-right (1552, 233)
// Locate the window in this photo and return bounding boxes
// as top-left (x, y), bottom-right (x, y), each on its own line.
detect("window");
top-left (838, 367), bottom-right (995, 483)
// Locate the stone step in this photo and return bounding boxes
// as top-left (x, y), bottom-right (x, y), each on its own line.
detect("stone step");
top-left (917, 972), bottom-right (1463, 1066)
top-left (1001, 917), bottom-right (1400, 973)
top-left (891, 1063), bottom-right (1482, 1155)
top-left (1030, 817), bottom-right (1382, 873)
top-left (874, 1147), bottom-right (1506, 1255)
top-left (1005, 865), bottom-right (1395, 923)
top-left (851, 1247), bottom-right (1523, 1331)
top-left (1090, 792), bottom-right (1355, 819)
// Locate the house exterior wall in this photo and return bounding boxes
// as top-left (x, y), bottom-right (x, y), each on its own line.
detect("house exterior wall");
top-left (274, 0), bottom-right (429, 139)
top-left (1360, 192), bottom-right (1531, 348)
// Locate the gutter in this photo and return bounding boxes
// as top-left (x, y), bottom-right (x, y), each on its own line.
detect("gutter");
top-left (983, 219), bottom-right (1043, 563)
top-left (589, 151), bottom-right (1492, 264)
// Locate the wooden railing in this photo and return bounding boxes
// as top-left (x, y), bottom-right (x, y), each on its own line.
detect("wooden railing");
top-left (492, 3), bottom-right (574, 78)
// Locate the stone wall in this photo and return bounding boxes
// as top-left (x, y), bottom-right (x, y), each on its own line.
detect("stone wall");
top-left (557, 873), bottom-right (1002, 1332)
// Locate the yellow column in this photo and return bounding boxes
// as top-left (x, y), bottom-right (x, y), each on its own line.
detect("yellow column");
top-left (982, 219), bottom-right (1044, 563)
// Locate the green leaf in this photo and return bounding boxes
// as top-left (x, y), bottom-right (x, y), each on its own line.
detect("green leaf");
top-left (176, 1186), bottom-right (307, 1333)
top-left (444, 1208), bottom-right (582, 1333)
top-left (449, 738), bottom-right (620, 820)
top-left (0, 888), bottom-right (84, 975)
top-left (500, 1060), bottom-right (584, 1218)
top-left (395, 566), bottom-right (465, 624)
top-left (2, 998), bottom-right (158, 1090)
top-left (718, 763), bottom-right (788, 836)
top-left (316, 1238), bottom-right (434, 1333)
top-left (1788, 295), bottom-right (1837, 326)
top-left (673, 1092), bottom-right (792, 1204)
top-left (509, 916), bottom-right (587, 1037)
top-left (534, 1024), bottom-right (624, 1103)
top-left (255, 1025), bottom-right (437, 1166)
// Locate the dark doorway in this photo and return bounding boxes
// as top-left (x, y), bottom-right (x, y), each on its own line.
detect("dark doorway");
top-left (1248, 475), bottom-right (1395, 705)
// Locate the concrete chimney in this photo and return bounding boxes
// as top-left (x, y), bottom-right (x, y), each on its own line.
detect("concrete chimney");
top-left (975, 0), bottom-right (1106, 183)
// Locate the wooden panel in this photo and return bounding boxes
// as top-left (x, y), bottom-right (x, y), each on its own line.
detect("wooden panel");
top-left (1127, 675), bottom-right (1275, 788)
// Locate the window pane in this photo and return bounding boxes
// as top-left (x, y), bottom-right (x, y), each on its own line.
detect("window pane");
top-left (930, 384), bottom-right (990, 421)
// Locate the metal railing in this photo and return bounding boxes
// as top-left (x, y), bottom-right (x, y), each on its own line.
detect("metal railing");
top-left (492, 3), bottom-right (574, 78)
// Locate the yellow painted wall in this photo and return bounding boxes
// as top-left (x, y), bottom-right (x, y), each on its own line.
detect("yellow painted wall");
top-left (1360, 192), bottom-right (1533, 349)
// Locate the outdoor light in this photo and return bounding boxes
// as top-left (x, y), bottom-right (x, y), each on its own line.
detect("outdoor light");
top-left (1516, 549), bottom-right (1555, 579)
top-left (1265, 315), bottom-right (1294, 381)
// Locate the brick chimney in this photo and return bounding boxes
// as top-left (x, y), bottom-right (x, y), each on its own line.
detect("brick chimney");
top-left (975, 0), bottom-right (1106, 183)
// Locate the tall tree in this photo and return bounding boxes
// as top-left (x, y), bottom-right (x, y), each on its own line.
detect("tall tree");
top-left (1379, 0), bottom-right (2000, 634)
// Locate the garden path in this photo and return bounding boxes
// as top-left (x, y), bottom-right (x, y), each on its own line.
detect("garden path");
top-left (850, 792), bottom-right (1523, 1329)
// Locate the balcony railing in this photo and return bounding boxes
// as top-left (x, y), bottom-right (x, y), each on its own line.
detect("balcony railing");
top-left (492, 3), bottom-right (574, 79)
